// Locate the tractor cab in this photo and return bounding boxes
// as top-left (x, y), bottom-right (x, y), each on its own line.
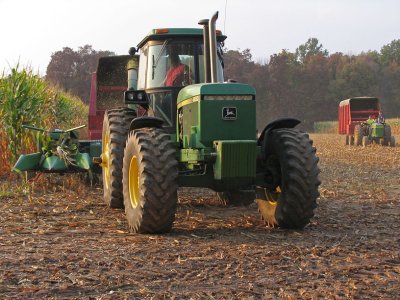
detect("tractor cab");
top-left (130, 28), bottom-right (226, 133)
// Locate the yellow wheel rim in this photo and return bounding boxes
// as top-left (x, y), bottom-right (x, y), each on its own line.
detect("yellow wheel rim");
top-left (128, 155), bottom-right (140, 208)
top-left (256, 186), bottom-right (281, 227)
top-left (101, 130), bottom-right (110, 190)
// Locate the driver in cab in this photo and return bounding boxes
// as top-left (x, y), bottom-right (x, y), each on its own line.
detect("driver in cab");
top-left (163, 50), bottom-right (192, 87)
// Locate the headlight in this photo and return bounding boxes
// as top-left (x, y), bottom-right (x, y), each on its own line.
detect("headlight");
top-left (127, 92), bottom-right (134, 100)
top-left (124, 90), bottom-right (149, 105)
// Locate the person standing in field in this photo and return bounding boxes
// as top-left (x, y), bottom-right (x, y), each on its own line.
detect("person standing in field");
top-left (377, 112), bottom-right (385, 124)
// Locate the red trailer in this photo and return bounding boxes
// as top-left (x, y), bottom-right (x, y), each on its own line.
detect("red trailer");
top-left (338, 97), bottom-right (380, 144)
top-left (88, 55), bottom-right (133, 139)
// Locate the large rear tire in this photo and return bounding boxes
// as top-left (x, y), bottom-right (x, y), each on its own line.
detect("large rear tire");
top-left (256, 128), bottom-right (320, 229)
top-left (101, 108), bottom-right (137, 208)
top-left (122, 128), bottom-right (178, 233)
top-left (383, 125), bottom-right (392, 146)
top-left (390, 136), bottom-right (396, 147)
top-left (216, 190), bottom-right (255, 206)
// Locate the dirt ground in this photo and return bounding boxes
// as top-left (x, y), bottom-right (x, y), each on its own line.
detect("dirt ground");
top-left (0, 134), bottom-right (399, 299)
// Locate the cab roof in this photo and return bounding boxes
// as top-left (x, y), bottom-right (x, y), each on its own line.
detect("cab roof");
top-left (137, 28), bottom-right (227, 48)
top-left (339, 97), bottom-right (379, 107)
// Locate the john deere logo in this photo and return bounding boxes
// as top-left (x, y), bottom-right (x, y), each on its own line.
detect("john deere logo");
top-left (222, 107), bottom-right (237, 120)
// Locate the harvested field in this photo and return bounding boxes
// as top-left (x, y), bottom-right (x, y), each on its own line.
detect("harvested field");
top-left (0, 134), bottom-right (399, 299)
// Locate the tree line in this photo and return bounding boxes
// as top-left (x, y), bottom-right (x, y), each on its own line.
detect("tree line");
top-left (223, 38), bottom-right (400, 130)
top-left (46, 39), bottom-right (400, 130)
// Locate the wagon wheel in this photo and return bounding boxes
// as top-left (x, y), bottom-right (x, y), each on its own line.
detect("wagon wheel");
top-left (256, 128), bottom-right (320, 229)
top-left (354, 125), bottom-right (364, 146)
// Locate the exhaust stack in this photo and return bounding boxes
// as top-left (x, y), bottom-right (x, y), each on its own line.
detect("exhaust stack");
top-left (209, 11), bottom-right (219, 83)
top-left (199, 11), bottom-right (219, 83)
top-left (198, 18), bottom-right (211, 83)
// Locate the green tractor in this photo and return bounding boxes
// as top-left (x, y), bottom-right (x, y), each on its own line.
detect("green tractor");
top-left (339, 97), bottom-right (395, 147)
top-left (100, 12), bottom-right (320, 233)
top-left (354, 120), bottom-right (395, 147)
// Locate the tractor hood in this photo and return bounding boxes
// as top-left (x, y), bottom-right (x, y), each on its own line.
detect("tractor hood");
top-left (177, 83), bottom-right (256, 105)
top-left (176, 83), bottom-right (256, 149)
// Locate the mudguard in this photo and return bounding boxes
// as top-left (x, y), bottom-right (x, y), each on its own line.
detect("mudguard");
top-left (258, 118), bottom-right (301, 160)
top-left (129, 116), bottom-right (164, 131)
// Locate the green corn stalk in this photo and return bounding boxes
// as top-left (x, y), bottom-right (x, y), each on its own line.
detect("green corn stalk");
top-left (0, 65), bottom-right (51, 163)
top-left (0, 65), bottom-right (88, 174)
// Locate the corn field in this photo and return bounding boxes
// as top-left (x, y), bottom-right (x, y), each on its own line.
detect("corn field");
top-left (313, 121), bottom-right (339, 134)
top-left (0, 66), bottom-right (88, 176)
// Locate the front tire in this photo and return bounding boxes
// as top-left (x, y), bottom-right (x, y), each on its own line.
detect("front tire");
top-left (362, 136), bottom-right (369, 147)
top-left (122, 128), bottom-right (178, 233)
top-left (256, 128), bottom-right (320, 229)
top-left (101, 108), bottom-right (137, 208)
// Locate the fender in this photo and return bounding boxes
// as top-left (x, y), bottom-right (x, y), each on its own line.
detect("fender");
top-left (129, 116), bottom-right (164, 131)
top-left (258, 118), bottom-right (301, 160)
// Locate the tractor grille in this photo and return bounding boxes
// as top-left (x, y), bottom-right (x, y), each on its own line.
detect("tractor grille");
top-left (213, 140), bottom-right (257, 180)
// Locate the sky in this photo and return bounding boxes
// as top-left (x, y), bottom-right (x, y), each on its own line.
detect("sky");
top-left (0, 0), bottom-right (399, 75)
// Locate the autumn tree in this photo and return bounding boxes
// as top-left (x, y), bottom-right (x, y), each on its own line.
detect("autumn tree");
top-left (264, 50), bottom-right (302, 123)
top-left (223, 49), bottom-right (269, 129)
top-left (46, 45), bottom-right (114, 102)
top-left (295, 38), bottom-right (329, 63)
top-left (380, 39), bottom-right (400, 66)
top-left (327, 54), bottom-right (380, 114)
top-left (222, 38), bottom-right (400, 129)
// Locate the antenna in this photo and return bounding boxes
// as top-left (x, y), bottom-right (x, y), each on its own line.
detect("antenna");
top-left (224, 0), bottom-right (228, 34)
